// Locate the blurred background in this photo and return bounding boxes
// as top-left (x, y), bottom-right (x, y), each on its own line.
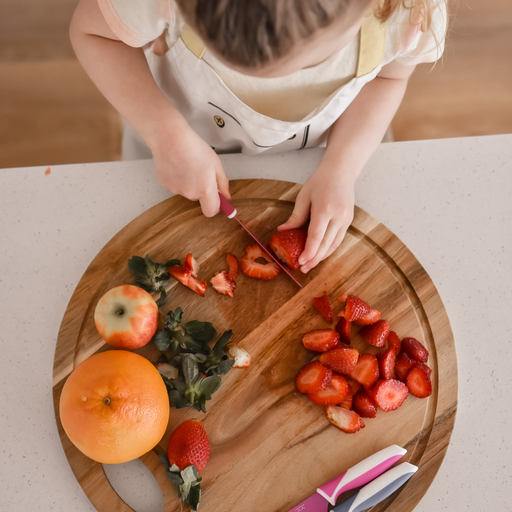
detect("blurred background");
top-left (0, 0), bottom-right (511, 169)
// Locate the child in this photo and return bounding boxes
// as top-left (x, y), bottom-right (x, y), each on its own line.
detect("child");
top-left (70, 0), bottom-right (447, 273)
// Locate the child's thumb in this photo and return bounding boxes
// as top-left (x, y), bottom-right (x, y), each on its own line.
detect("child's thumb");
top-left (278, 197), bottom-right (310, 231)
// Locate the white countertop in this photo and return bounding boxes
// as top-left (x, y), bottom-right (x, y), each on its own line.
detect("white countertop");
top-left (1, 135), bottom-right (511, 512)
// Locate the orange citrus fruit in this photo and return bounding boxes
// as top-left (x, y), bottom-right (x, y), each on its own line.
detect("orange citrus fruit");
top-left (59, 350), bottom-right (169, 464)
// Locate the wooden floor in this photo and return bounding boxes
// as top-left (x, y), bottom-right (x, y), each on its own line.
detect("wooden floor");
top-left (0, 0), bottom-right (511, 168)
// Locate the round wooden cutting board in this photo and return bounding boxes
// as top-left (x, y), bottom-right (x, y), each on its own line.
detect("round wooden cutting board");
top-left (52, 179), bottom-right (457, 512)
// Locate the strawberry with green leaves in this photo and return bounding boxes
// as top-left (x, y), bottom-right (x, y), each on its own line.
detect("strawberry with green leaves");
top-left (161, 419), bottom-right (210, 511)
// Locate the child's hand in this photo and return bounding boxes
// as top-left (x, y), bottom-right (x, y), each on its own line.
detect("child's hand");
top-left (151, 123), bottom-right (230, 217)
top-left (277, 160), bottom-right (355, 273)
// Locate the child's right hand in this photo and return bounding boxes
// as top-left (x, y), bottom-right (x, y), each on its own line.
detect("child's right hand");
top-left (150, 121), bottom-right (231, 217)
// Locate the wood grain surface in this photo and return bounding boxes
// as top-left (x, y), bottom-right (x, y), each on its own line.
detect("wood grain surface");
top-left (52, 179), bottom-right (458, 512)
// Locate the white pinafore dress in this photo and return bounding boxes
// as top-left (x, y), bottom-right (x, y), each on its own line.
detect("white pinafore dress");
top-left (122, 14), bottom-right (387, 159)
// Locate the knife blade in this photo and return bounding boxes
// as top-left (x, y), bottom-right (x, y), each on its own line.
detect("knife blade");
top-left (287, 445), bottom-right (407, 512)
top-left (218, 192), bottom-right (303, 288)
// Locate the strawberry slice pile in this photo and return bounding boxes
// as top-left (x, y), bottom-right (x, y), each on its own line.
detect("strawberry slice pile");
top-left (297, 292), bottom-right (433, 433)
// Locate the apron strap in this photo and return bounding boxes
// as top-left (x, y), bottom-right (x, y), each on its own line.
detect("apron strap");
top-left (181, 24), bottom-right (206, 59)
top-left (356, 13), bottom-right (387, 77)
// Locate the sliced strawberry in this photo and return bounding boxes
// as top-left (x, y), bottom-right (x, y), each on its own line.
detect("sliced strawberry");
top-left (377, 348), bottom-right (396, 380)
top-left (371, 379), bottom-right (409, 412)
top-left (360, 319), bottom-right (390, 348)
top-left (183, 253), bottom-right (199, 278)
top-left (240, 244), bottom-right (281, 280)
top-left (186, 275), bottom-right (207, 296)
top-left (406, 367), bottom-right (432, 398)
top-left (226, 253), bottom-right (238, 280)
top-left (335, 317), bottom-right (351, 345)
top-left (326, 405), bottom-right (365, 433)
top-left (339, 393), bottom-right (353, 410)
top-left (348, 353), bottom-right (379, 388)
top-left (337, 294), bottom-right (348, 303)
top-left (168, 265), bottom-right (192, 285)
top-left (309, 374), bottom-right (349, 405)
top-left (354, 309), bottom-right (381, 326)
top-left (402, 337), bottom-right (429, 363)
top-left (339, 377), bottom-right (361, 410)
top-left (296, 361), bottom-right (332, 394)
top-left (414, 361), bottom-right (432, 379)
top-left (210, 271), bottom-right (235, 298)
top-left (387, 331), bottom-right (401, 355)
top-left (313, 295), bottom-right (333, 323)
top-left (319, 347), bottom-right (359, 375)
top-left (395, 352), bottom-right (417, 382)
top-left (268, 228), bottom-right (307, 270)
top-left (353, 390), bottom-right (377, 418)
top-left (338, 295), bottom-right (371, 322)
top-left (302, 329), bottom-right (340, 352)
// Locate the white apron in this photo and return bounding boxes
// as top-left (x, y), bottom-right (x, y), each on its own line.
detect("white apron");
top-left (122, 14), bottom-right (387, 159)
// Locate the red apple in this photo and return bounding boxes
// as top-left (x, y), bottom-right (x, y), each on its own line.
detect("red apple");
top-left (94, 285), bottom-right (158, 349)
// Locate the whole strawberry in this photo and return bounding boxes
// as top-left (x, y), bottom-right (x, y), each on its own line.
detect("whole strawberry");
top-left (161, 420), bottom-right (210, 511)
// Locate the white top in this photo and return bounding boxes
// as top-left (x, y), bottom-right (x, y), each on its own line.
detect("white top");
top-left (98, 0), bottom-right (447, 121)
top-left (1, 134), bottom-right (512, 511)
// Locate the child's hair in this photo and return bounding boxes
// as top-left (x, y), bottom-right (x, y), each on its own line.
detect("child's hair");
top-left (176, 0), bottom-right (444, 68)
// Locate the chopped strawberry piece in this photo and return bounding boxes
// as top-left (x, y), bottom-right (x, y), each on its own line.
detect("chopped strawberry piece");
top-left (371, 379), bottom-right (409, 412)
top-left (168, 265), bottom-right (192, 285)
top-left (414, 361), bottom-right (432, 379)
top-left (296, 361), bottom-right (332, 394)
top-left (339, 393), bottom-right (353, 410)
top-left (319, 347), bottom-right (359, 375)
top-left (395, 352), bottom-right (417, 382)
top-left (377, 348), bottom-right (396, 380)
top-left (348, 353), bottom-right (379, 388)
top-left (338, 295), bottom-right (371, 322)
top-left (210, 271), bottom-right (235, 298)
top-left (387, 331), bottom-right (401, 355)
top-left (402, 337), bottom-right (429, 363)
top-left (354, 309), bottom-right (381, 326)
top-left (337, 294), bottom-right (348, 303)
top-left (326, 405), bottom-right (365, 433)
top-left (360, 319), bottom-right (390, 348)
top-left (406, 367), bottom-right (432, 398)
top-left (309, 374), bottom-right (349, 405)
top-left (335, 317), bottom-right (351, 345)
top-left (183, 253), bottom-right (200, 278)
top-left (353, 390), bottom-right (378, 418)
top-left (339, 377), bottom-right (361, 410)
top-left (302, 329), bottom-right (340, 352)
top-left (226, 253), bottom-right (238, 280)
top-left (313, 294), bottom-right (333, 323)
top-left (186, 275), bottom-right (207, 296)
top-left (268, 228), bottom-right (307, 270)
top-left (240, 244), bottom-right (281, 280)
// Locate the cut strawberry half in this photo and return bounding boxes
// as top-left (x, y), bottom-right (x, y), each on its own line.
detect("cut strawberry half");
top-left (387, 331), bottom-right (401, 355)
top-left (360, 319), bottom-right (390, 348)
top-left (337, 295), bottom-right (371, 322)
top-left (183, 253), bottom-right (200, 278)
top-left (319, 347), bottom-right (359, 375)
top-left (377, 348), bottom-right (396, 380)
top-left (348, 353), bottom-right (379, 388)
top-left (302, 329), bottom-right (340, 352)
top-left (313, 294), bottom-right (333, 323)
top-left (335, 317), bottom-right (351, 345)
top-left (395, 352), bottom-right (417, 382)
top-left (296, 361), bottom-right (332, 394)
top-left (226, 253), bottom-right (238, 281)
top-left (402, 337), bottom-right (429, 363)
top-left (186, 276), bottom-right (207, 297)
top-left (210, 271), bottom-right (235, 298)
top-left (353, 390), bottom-right (378, 418)
top-left (371, 379), bottom-right (409, 412)
top-left (326, 405), bottom-right (365, 433)
top-left (354, 309), bottom-right (381, 326)
top-left (239, 244), bottom-right (281, 280)
top-left (406, 367), bottom-right (432, 398)
top-left (309, 374), bottom-right (349, 405)
top-left (268, 228), bottom-right (307, 270)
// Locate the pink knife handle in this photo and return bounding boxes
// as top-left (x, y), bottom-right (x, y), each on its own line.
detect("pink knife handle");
top-left (218, 191), bottom-right (237, 218)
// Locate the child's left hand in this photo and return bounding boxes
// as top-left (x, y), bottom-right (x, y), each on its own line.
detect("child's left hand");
top-left (277, 158), bottom-right (356, 273)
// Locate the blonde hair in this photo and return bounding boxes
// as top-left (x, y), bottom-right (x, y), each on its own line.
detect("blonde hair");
top-left (176, 0), bottom-right (444, 68)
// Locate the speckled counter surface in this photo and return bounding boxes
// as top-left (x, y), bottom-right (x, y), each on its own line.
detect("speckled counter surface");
top-left (1, 135), bottom-right (511, 512)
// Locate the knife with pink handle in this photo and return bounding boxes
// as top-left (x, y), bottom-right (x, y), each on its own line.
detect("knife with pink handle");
top-left (218, 191), bottom-right (303, 288)
top-left (287, 444), bottom-right (407, 512)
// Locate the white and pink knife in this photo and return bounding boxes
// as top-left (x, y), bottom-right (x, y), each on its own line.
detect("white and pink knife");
top-left (287, 445), bottom-right (408, 512)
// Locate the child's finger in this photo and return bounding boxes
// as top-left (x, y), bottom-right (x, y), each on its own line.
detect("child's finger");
top-left (300, 221), bottom-right (338, 273)
top-left (215, 165), bottom-right (231, 200)
top-left (321, 227), bottom-right (348, 261)
top-left (298, 215), bottom-right (330, 268)
top-left (199, 187), bottom-right (221, 217)
top-left (278, 194), bottom-right (310, 231)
